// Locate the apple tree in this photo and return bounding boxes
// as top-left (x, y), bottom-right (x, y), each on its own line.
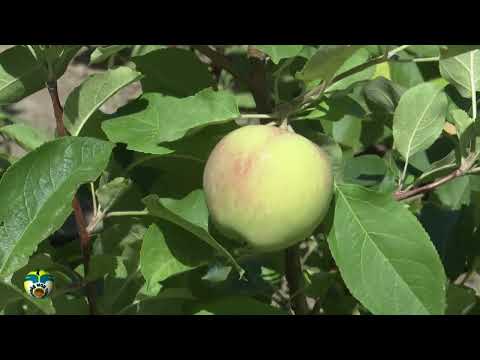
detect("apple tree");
top-left (0, 44), bottom-right (479, 315)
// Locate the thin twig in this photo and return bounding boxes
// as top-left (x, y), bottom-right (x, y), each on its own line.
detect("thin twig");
top-left (105, 209), bottom-right (149, 218)
top-left (46, 79), bottom-right (97, 315)
top-left (394, 169), bottom-right (462, 201)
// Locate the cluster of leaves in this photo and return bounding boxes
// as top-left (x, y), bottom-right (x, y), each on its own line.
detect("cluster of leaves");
top-left (0, 44), bottom-right (479, 315)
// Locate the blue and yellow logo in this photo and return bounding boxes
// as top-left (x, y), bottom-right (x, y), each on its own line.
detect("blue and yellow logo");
top-left (23, 270), bottom-right (54, 299)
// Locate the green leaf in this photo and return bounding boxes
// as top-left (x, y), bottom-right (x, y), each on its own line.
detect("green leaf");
top-left (329, 183), bottom-right (447, 315)
top-left (435, 176), bottom-right (471, 210)
top-left (0, 45), bottom-right (79, 105)
top-left (440, 50), bottom-right (480, 99)
top-left (191, 296), bottom-right (288, 315)
top-left (331, 115), bottom-right (363, 151)
top-left (297, 45), bottom-right (363, 82)
top-left (363, 76), bottom-right (406, 114)
top-left (0, 137), bottom-right (114, 279)
top-left (53, 295), bottom-right (89, 315)
top-left (140, 223), bottom-right (210, 291)
top-left (451, 109), bottom-right (475, 158)
top-left (89, 45), bottom-right (132, 65)
top-left (419, 203), bottom-right (475, 279)
top-left (99, 267), bottom-right (145, 314)
top-left (377, 151), bottom-right (402, 193)
top-left (327, 48), bottom-right (376, 92)
top-left (132, 48), bottom-right (214, 96)
top-left (343, 154), bottom-right (386, 187)
top-left (0, 280), bottom-right (55, 314)
top-left (63, 66), bottom-right (142, 136)
top-left (303, 132), bottom-right (343, 180)
top-left (414, 151), bottom-right (457, 185)
top-left (142, 190), bottom-right (244, 276)
top-left (389, 61), bottom-right (424, 89)
top-left (0, 123), bottom-right (50, 151)
top-left (393, 82), bottom-right (448, 164)
top-left (408, 45), bottom-right (441, 58)
top-left (101, 88), bottom-right (239, 154)
top-left (446, 284), bottom-right (477, 315)
top-left (255, 45), bottom-right (304, 64)
top-left (119, 290), bottom-right (195, 315)
top-left (85, 254), bottom-right (124, 282)
top-left (96, 177), bottom-right (132, 212)
top-left (131, 45), bottom-right (166, 57)
top-left (440, 45), bottom-right (480, 59)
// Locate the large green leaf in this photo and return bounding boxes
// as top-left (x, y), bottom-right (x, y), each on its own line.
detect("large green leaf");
top-left (132, 48), bottom-right (214, 96)
top-left (0, 280), bottom-right (55, 314)
top-left (0, 45), bottom-right (80, 105)
top-left (343, 154), bottom-right (386, 187)
top-left (297, 45), bottom-right (363, 82)
top-left (101, 88), bottom-right (239, 154)
top-left (63, 66), bottom-right (142, 136)
top-left (329, 183), bottom-right (447, 315)
top-left (255, 45), bottom-right (304, 64)
top-left (435, 176), bottom-right (471, 210)
top-left (0, 123), bottom-right (50, 151)
top-left (419, 203), bottom-right (475, 280)
top-left (142, 190), bottom-right (244, 276)
top-left (393, 82), bottom-right (448, 164)
top-left (362, 76), bottom-right (406, 115)
top-left (389, 61), bottom-right (424, 89)
top-left (327, 48), bottom-right (376, 92)
top-left (439, 50), bottom-right (480, 99)
top-left (140, 223), bottom-right (212, 291)
top-left (0, 137), bottom-right (114, 279)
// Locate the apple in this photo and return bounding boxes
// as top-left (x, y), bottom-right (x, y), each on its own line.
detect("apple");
top-left (203, 124), bottom-right (334, 253)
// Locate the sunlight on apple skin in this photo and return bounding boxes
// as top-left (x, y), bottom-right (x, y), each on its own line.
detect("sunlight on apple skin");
top-left (203, 125), bottom-right (334, 253)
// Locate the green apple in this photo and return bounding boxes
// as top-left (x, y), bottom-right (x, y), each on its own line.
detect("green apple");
top-left (203, 125), bottom-right (334, 253)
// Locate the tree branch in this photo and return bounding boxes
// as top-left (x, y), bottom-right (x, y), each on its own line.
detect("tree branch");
top-left (193, 45), bottom-right (274, 119)
top-left (192, 45), bottom-right (247, 85)
top-left (46, 80), bottom-right (97, 315)
top-left (247, 46), bottom-right (273, 114)
top-left (394, 168), bottom-right (463, 201)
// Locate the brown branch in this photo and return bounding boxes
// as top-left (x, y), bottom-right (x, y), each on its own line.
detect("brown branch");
top-left (193, 45), bottom-right (274, 119)
top-left (247, 46), bottom-right (273, 115)
top-left (192, 45), bottom-right (247, 85)
top-left (394, 168), bottom-right (463, 201)
top-left (47, 82), bottom-right (68, 137)
top-left (285, 246), bottom-right (310, 315)
top-left (46, 80), bottom-right (97, 315)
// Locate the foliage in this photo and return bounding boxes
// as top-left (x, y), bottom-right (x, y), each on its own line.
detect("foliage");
top-left (0, 44), bottom-right (479, 315)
